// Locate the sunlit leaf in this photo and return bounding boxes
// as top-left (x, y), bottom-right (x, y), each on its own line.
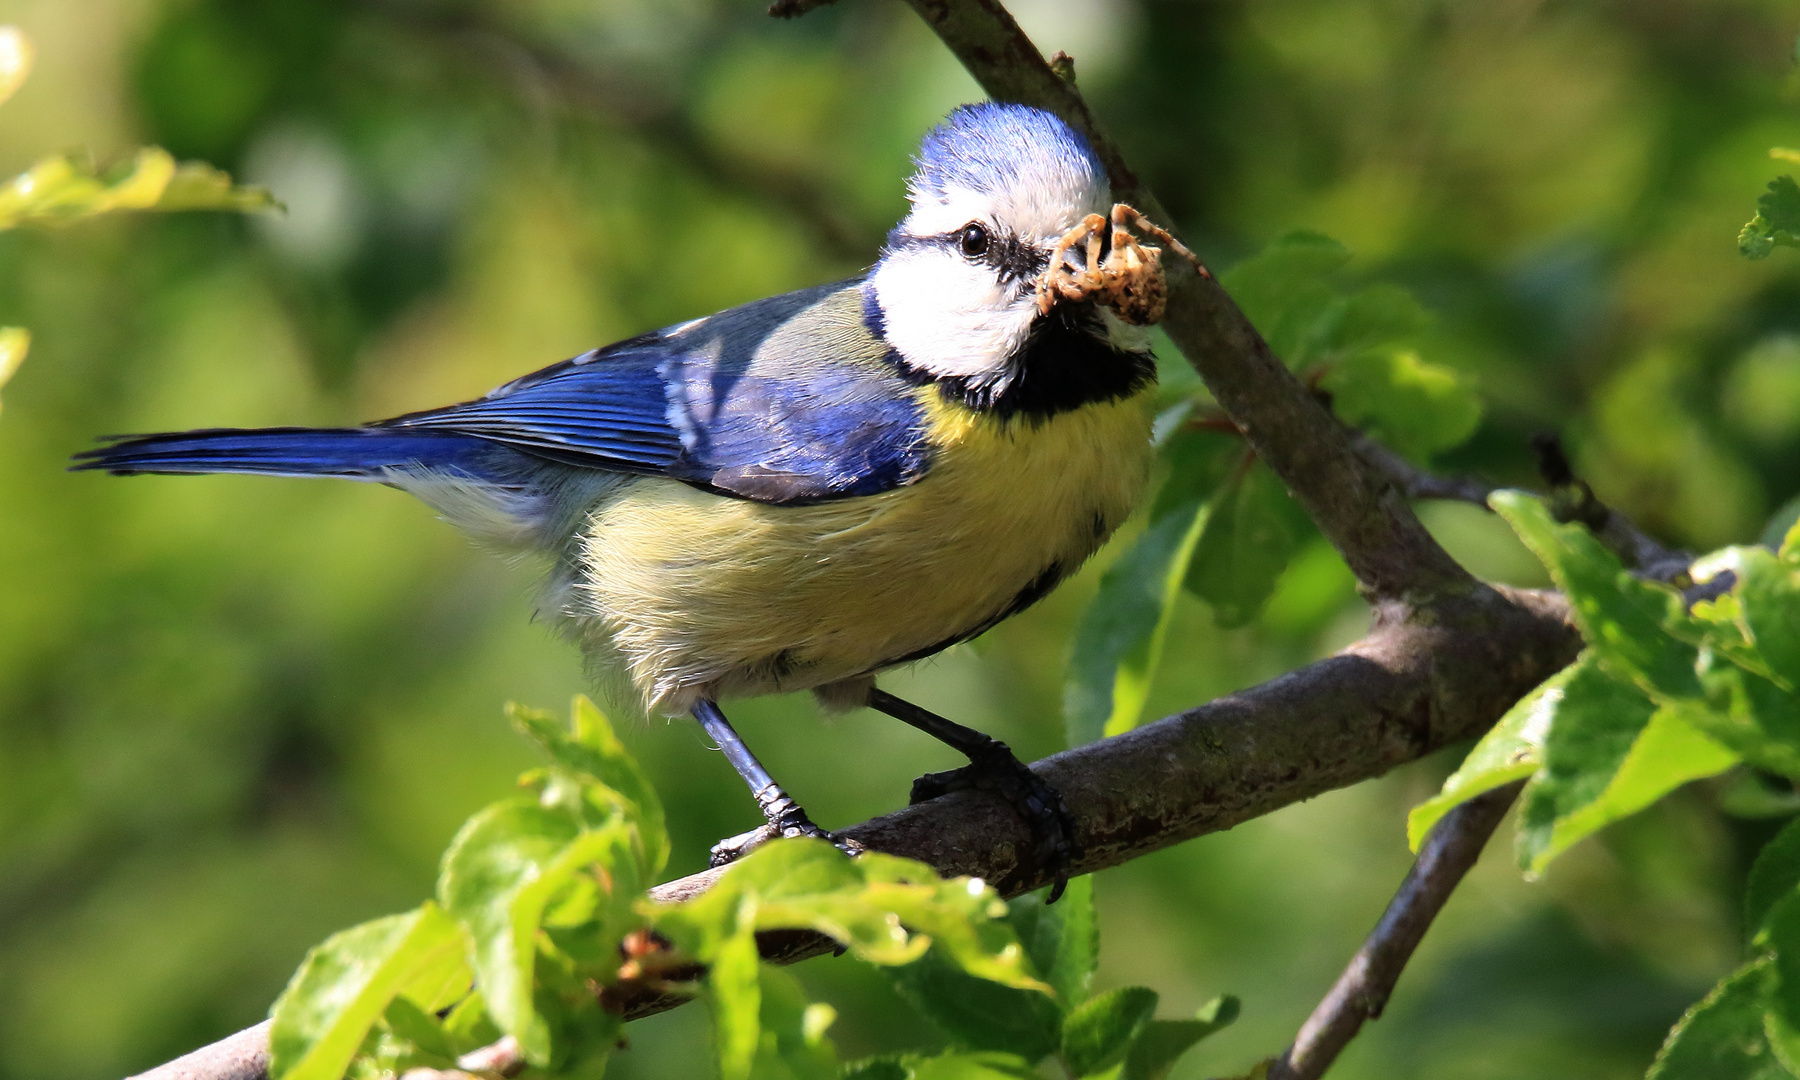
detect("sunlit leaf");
top-left (1740, 176), bottom-right (1800, 260)
top-left (750, 963), bottom-right (840, 1080)
top-left (1490, 491), bottom-right (1700, 700)
top-left (1647, 956), bottom-right (1785, 1080)
top-left (1061, 987), bottom-right (1158, 1077)
top-left (0, 147), bottom-right (275, 229)
top-left (269, 904), bottom-right (468, 1080)
top-left (0, 27), bottom-right (31, 107)
top-left (1731, 548), bottom-right (1800, 692)
top-left (438, 797), bottom-right (638, 1064)
top-left (1064, 498), bottom-right (1208, 746)
top-left (1406, 655), bottom-right (1567, 850)
top-left (1186, 462), bottom-right (1311, 628)
top-left (1521, 697), bottom-right (1736, 874)
top-left (511, 696), bottom-right (668, 878)
top-left (710, 900), bottom-right (761, 1080)
top-left (1320, 348), bottom-right (1482, 461)
top-left (1121, 997), bottom-right (1240, 1080)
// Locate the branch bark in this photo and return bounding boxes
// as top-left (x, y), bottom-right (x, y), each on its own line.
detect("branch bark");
top-left (1268, 781), bottom-right (1525, 1080)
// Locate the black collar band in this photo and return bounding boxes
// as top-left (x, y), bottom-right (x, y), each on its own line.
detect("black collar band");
top-left (862, 285), bottom-right (1155, 421)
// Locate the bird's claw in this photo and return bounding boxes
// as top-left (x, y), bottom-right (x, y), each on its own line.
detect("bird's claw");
top-left (709, 800), bottom-right (864, 868)
top-left (909, 744), bottom-right (1079, 902)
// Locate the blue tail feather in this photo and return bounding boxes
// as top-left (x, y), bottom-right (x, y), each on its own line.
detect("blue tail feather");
top-left (70, 427), bottom-right (494, 480)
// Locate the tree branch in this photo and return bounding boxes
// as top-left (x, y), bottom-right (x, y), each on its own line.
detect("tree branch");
top-left (1268, 781), bottom-right (1525, 1080)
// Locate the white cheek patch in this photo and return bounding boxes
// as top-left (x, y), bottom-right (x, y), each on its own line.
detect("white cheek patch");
top-left (870, 245), bottom-right (1039, 383)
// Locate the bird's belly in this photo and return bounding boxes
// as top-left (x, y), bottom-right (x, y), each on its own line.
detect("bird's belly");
top-left (569, 390), bottom-right (1154, 713)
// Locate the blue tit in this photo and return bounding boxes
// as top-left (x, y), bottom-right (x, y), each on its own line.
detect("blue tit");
top-left (74, 102), bottom-right (1160, 894)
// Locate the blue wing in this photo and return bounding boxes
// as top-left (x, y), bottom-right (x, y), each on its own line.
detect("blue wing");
top-left (379, 279), bottom-right (932, 504)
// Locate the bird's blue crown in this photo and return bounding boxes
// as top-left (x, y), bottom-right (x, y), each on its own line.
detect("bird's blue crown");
top-left (907, 102), bottom-right (1106, 203)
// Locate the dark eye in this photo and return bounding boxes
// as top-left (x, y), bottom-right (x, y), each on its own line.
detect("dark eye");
top-left (959, 222), bottom-right (990, 258)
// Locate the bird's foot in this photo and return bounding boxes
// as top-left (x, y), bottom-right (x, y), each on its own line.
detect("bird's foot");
top-left (909, 743), bottom-right (1079, 902)
top-left (708, 795), bottom-right (864, 868)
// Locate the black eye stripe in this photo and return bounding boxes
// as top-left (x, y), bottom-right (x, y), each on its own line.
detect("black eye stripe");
top-left (880, 226), bottom-right (1050, 285)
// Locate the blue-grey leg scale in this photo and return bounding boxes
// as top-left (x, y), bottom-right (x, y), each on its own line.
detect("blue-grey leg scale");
top-left (692, 698), bottom-right (858, 866)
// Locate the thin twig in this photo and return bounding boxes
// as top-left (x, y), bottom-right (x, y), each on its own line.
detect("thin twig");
top-left (1530, 433), bottom-right (1690, 582)
top-left (1268, 781), bottom-right (1524, 1080)
top-left (1350, 433), bottom-right (1494, 507)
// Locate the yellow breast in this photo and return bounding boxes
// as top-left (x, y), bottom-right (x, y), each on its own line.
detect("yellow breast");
top-left (567, 386), bottom-right (1155, 713)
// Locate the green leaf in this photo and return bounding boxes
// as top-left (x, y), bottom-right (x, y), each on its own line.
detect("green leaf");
top-left (1733, 548), bottom-right (1800, 692)
top-left (1491, 491), bottom-right (1702, 700)
top-left (844, 1060), bottom-right (913, 1080)
top-left (1748, 818), bottom-right (1800, 940)
top-left (1064, 497), bottom-right (1209, 746)
top-left (748, 964), bottom-right (839, 1080)
top-left (1514, 657), bottom-right (1660, 873)
top-left (1408, 657), bottom-right (1568, 850)
top-left (1008, 876), bottom-right (1098, 1007)
top-left (1219, 232), bottom-right (1350, 366)
top-left (438, 798), bottom-right (639, 1064)
top-left (1062, 987), bottom-right (1159, 1077)
top-left (0, 326), bottom-right (27, 415)
top-left (709, 899), bottom-right (762, 1080)
top-left (1121, 997), bottom-right (1240, 1080)
top-left (1766, 895), bottom-right (1800, 1039)
top-left (1521, 697), bottom-right (1737, 874)
top-left (883, 947), bottom-right (1064, 1062)
top-left (1740, 176), bottom-right (1800, 260)
top-left (511, 695), bottom-right (668, 878)
top-left (1315, 283), bottom-right (1431, 358)
top-left (1319, 348), bottom-right (1482, 460)
top-left (0, 147), bottom-right (275, 229)
top-left (906, 1051), bottom-right (1044, 1080)
top-left (1647, 956), bottom-right (1787, 1080)
top-left (1186, 462), bottom-right (1311, 628)
top-left (269, 904), bottom-right (467, 1080)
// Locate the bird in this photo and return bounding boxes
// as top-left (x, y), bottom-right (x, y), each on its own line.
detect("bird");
top-left (74, 101), bottom-right (1171, 897)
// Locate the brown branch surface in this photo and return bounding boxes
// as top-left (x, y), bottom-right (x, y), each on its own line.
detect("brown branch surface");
top-left (1269, 781), bottom-right (1525, 1080)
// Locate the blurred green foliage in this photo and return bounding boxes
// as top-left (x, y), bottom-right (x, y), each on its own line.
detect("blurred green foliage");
top-left (5, 0), bottom-right (1800, 1077)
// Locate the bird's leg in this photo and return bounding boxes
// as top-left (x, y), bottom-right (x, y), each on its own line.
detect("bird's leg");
top-left (693, 699), bottom-right (861, 867)
top-left (866, 687), bottom-right (1079, 902)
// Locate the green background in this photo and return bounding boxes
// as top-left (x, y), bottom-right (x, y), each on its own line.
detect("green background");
top-left (1, 0), bottom-right (1797, 1076)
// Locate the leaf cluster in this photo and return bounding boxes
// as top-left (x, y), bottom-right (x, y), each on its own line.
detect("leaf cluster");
top-left (1740, 175), bottom-right (1800, 260)
top-left (1412, 493), bottom-right (1800, 1078)
top-left (1064, 232), bottom-right (1481, 746)
top-left (266, 698), bottom-right (1238, 1080)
